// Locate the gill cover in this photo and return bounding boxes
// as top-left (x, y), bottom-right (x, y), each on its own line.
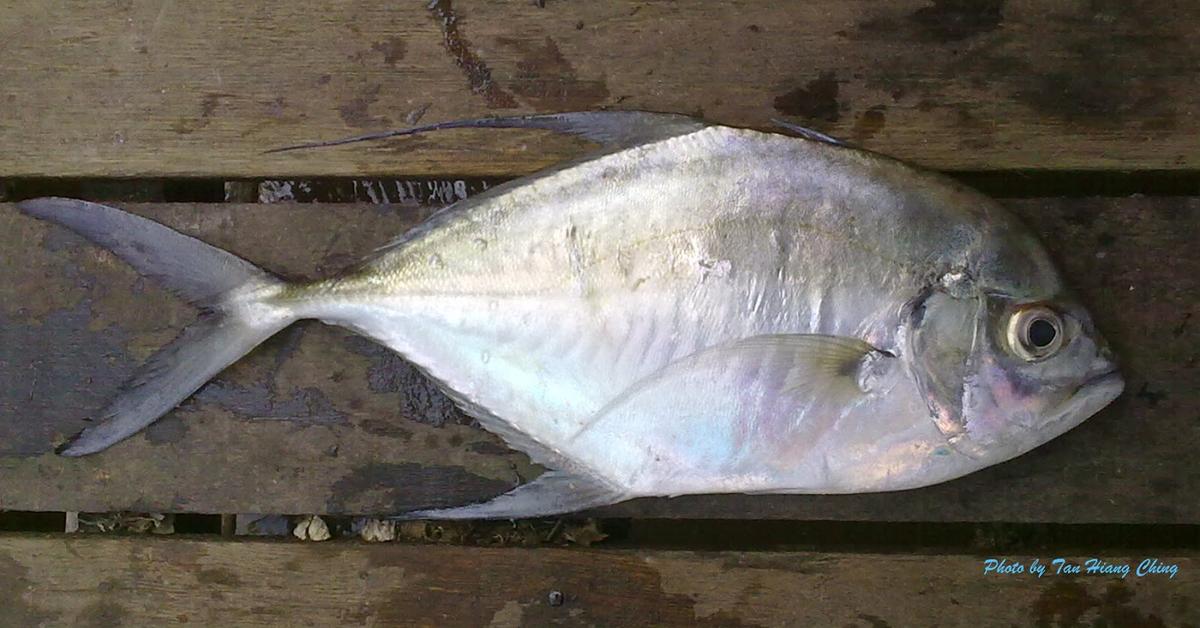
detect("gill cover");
top-left (906, 280), bottom-right (983, 448)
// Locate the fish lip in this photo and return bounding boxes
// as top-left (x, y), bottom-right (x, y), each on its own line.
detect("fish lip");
top-left (1045, 368), bottom-right (1124, 432)
top-left (1082, 368), bottom-right (1123, 390)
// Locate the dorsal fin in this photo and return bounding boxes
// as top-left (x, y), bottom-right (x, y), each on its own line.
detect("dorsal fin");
top-left (265, 110), bottom-right (708, 154)
top-left (770, 118), bottom-right (850, 147)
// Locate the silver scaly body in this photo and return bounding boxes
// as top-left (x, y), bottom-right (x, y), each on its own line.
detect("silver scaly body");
top-left (17, 112), bottom-right (1122, 518)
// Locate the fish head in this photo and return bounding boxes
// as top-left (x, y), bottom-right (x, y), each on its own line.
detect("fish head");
top-left (907, 287), bottom-right (1123, 465)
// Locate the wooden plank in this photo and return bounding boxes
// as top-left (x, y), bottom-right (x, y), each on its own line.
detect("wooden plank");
top-left (0, 535), bottom-right (1195, 626)
top-left (3, 1), bottom-right (1200, 177)
top-left (0, 197), bottom-right (1196, 521)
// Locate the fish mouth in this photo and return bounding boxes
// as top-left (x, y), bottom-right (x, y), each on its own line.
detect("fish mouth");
top-left (1083, 368), bottom-right (1123, 390)
top-left (1047, 368), bottom-right (1124, 433)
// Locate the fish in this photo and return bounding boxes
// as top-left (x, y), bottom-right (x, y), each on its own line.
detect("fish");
top-left (15, 110), bottom-right (1124, 519)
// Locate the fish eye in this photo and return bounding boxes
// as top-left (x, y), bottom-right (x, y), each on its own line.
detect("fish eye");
top-left (1007, 306), bottom-right (1064, 361)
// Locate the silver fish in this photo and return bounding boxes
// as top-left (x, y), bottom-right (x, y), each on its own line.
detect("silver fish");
top-left (17, 111), bottom-right (1123, 518)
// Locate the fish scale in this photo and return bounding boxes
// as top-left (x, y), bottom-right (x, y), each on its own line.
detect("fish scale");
top-left (16, 111), bottom-right (1121, 518)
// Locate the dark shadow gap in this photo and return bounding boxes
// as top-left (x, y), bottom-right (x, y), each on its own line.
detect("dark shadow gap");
top-left (950, 170), bottom-right (1200, 198)
top-left (4, 171), bottom-right (1200, 203)
top-left (173, 513), bottom-right (224, 534)
top-left (607, 519), bottom-right (1200, 554)
top-left (1, 178), bottom-right (227, 203)
top-left (0, 511), bottom-right (1196, 553)
top-left (0, 511), bottom-right (65, 533)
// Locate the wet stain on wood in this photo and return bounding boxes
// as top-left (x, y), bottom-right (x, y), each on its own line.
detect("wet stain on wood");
top-left (1148, 476), bottom-right (1179, 496)
top-left (910, 0), bottom-right (1005, 43)
top-left (0, 552), bottom-right (59, 625)
top-left (194, 379), bottom-right (345, 424)
top-left (192, 326), bottom-right (346, 425)
top-left (344, 335), bottom-right (465, 427)
top-left (171, 93), bottom-right (232, 135)
top-left (773, 71), bottom-right (841, 123)
top-left (952, 105), bottom-right (995, 150)
top-left (468, 440), bottom-right (513, 456)
top-left (196, 567), bottom-right (243, 587)
top-left (0, 303), bottom-right (138, 457)
top-left (856, 1), bottom-right (1190, 132)
top-left (857, 614), bottom-right (893, 628)
top-left (649, 556), bottom-right (813, 627)
top-left (325, 462), bottom-right (511, 513)
top-left (1015, 66), bottom-right (1172, 127)
top-left (1031, 580), bottom-right (1167, 628)
top-left (338, 84), bottom-right (391, 129)
top-left (371, 37), bottom-right (407, 67)
top-left (200, 94), bottom-right (224, 119)
top-left (143, 414), bottom-right (190, 445)
top-left (427, 0), bottom-right (518, 109)
top-left (1173, 312), bottom-right (1192, 338)
top-left (358, 418), bottom-right (413, 441)
top-left (264, 96), bottom-right (287, 118)
top-left (496, 37), bottom-right (610, 109)
top-left (1017, 0), bottom-right (1194, 128)
top-left (79, 599), bottom-right (126, 628)
top-left (851, 105), bottom-right (887, 143)
top-left (1134, 382), bottom-right (1167, 408)
top-left (858, 0), bottom-right (1003, 43)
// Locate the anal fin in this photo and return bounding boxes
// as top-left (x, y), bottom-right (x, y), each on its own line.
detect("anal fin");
top-left (392, 472), bottom-right (625, 520)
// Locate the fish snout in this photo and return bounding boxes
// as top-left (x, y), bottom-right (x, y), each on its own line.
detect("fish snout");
top-left (1085, 341), bottom-right (1122, 388)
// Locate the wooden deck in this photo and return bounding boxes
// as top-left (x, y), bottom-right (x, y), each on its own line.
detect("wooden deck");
top-left (2, 536), bottom-right (1196, 626)
top-left (3, 1), bottom-right (1200, 177)
top-left (0, 1), bottom-right (1196, 624)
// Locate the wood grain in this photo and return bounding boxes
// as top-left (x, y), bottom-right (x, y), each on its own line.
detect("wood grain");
top-left (0, 198), bottom-right (1195, 522)
top-left (0, 535), bottom-right (1194, 627)
top-left (2, 1), bottom-right (1199, 177)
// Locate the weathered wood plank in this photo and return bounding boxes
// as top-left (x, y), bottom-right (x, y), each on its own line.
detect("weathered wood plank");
top-left (0, 536), bottom-right (1194, 627)
top-left (2, 1), bottom-right (1199, 177)
top-left (0, 198), bottom-right (1196, 521)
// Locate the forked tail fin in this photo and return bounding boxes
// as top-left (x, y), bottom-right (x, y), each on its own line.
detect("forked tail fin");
top-left (17, 198), bottom-right (297, 456)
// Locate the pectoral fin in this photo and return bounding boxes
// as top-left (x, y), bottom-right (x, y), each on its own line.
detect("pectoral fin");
top-left (721, 334), bottom-right (886, 400)
top-left (567, 335), bottom-right (896, 490)
top-left (578, 334), bottom-right (889, 439)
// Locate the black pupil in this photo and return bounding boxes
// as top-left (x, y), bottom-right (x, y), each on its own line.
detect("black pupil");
top-left (1028, 318), bottom-right (1057, 348)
